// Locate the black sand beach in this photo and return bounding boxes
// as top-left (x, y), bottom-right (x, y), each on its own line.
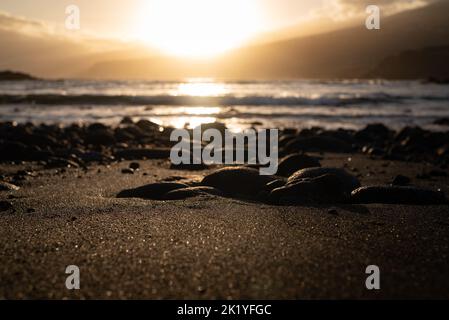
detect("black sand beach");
top-left (1, 121), bottom-right (449, 299)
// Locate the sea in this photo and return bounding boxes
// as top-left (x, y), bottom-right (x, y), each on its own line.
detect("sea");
top-left (0, 79), bottom-right (448, 131)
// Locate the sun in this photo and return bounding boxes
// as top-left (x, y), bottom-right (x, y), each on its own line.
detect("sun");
top-left (134, 0), bottom-right (261, 57)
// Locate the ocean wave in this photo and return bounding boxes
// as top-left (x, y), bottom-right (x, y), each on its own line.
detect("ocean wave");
top-left (0, 93), bottom-right (395, 106)
top-left (0, 92), bottom-right (447, 107)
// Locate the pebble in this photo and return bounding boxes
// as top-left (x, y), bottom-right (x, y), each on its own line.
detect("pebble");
top-left (351, 186), bottom-right (448, 205)
top-left (0, 181), bottom-right (20, 191)
top-left (433, 117), bottom-right (449, 126)
top-left (391, 175), bottom-right (411, 186)
top-left (201, 167), bottom-right (276, 197)
top-left (129, 162), bottom-right (140, 170)
top-left (45, 157), bottom-right (79, 169)
top-left (121, 168), bottom-right (134, 174)
top-left (0, 200), bottom-right (13, 212)
top-left (270, 174), bottom-right (350, 204)
top-left (287, 167), bottom-right (361, 194)
top-left (117, 182), bottom-right (189, 200)
top-left (120, 116), bottom-right (134, 124)
top-left (135, 120), bottom-right (160, 132)
top-left (277, 153), bottom-right (321, 177)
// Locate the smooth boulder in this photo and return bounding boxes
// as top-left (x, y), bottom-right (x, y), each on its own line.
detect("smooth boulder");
top-left (201, 166), bottom-right (277, 197)
top-left (287, 167), bottom-right (360, 194)
top-left (270, 174), bottom-right (350, 204)
top-left (277, 153), bottom-right (321, 177)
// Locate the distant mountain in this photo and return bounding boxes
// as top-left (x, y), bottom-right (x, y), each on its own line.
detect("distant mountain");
top-left (0, 70), bottom-right (37, 81)
top-left (368, 46), bottom-right (449, 80)
top-left (83, 0), bottom-right (449, 80)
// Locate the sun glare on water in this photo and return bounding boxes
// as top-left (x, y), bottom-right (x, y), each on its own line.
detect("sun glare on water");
top-left (175, 80), bottom-right (227, 97)
top-left (135, 0), bottom-right (261, 57)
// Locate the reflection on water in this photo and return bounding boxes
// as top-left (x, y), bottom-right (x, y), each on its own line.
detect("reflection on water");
top-left (154, 116), bottom-right (218, 129)
top-left (174, 79), bottom-right (227, 97)
top-left (176, 106), bottom-right (221, 115)
top-left (151, 106), bottom-right (221, 129)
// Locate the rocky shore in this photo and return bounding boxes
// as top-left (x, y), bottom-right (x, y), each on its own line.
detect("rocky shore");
top-left (1, 119), bottom-right (448, 205)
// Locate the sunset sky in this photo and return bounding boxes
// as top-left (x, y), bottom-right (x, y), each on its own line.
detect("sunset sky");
top-left (0, 0), bottom-right (439, 78)
top-left (0, 0), bottom-right (319, 38)
top-left (0, 0), bottom-right (431, 57)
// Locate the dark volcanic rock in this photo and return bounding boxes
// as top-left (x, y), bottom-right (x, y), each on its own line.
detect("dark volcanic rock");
top-left (201, 166), bottom-right (277, 197)
top-left (45, 157), bottom-right (79, 169)
top-left (0, 200), bottom-right (13, 212)
top-left (433, 118), bottom-right (449, 126)
top-left (135, 120), bottom-right (160, 132)
top-left (355, 124), bottom-right (392, 142)
top-left (351, 186), bottom-right (448, 205)
top-left (120, 116), bottom-right (134, 125)
top-left (270, 174), bottom-right (350, 205)
top-left (287, 167), bottom-right (361, 194)
top-left (129, 162), bottom-right (140, 170)
top-left (391, 175), bottom-right (411, 186)
top-left (0, 181), bottom-right (20, 191)
top-left (163, 186), bottom-right (223, 200)
top-left (277, 153), bottom-right (321, 177)
top-left (85, 128), bottom-right (116, 146)
top-left (117, 182), bottom-right (188, 200)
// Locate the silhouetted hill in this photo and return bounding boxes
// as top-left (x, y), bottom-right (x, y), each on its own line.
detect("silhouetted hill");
top-left (0, 70), bottom-right (37, 81)
top-left (368, 46), bottom-right (449, 79)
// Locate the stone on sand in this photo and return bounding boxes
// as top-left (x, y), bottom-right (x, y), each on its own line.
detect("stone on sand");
top-left (270, 174), bottom-right (350, 204)
top-left (129, 162), bottom-right (140, 170)
top-left (0, 181), bottom-right (20, 191)
top-left (277, 153), bottom-right (321, 177)
top-left (201, 167), bottom-right (277, 197)
top-left (351, 186), bottom-right (448, 205)
top-left (287, 167), bottom-right (361, 194)
top-left (162, 186), bottom-right (223, 200)
top-left (117, 182), bottom-right (188, 200)
top-left (0, 200), bottom-right (13, 212)
top-left (391, 175), bottom-right (411, 186)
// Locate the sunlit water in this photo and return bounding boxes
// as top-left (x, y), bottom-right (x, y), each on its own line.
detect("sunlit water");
top-left (0, 79), bottom-right (448, 131)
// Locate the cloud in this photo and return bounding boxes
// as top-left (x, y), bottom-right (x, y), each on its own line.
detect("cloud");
top-left (319, 0), bottom-right (436, 20)
top-left (0, 11), bottom-right (56, 36)
top-left (0, 11), bottom-right (156, 78)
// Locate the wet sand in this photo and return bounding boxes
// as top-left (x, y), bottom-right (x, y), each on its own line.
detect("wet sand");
top-left (1, 153), bottom-right (449, 299)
